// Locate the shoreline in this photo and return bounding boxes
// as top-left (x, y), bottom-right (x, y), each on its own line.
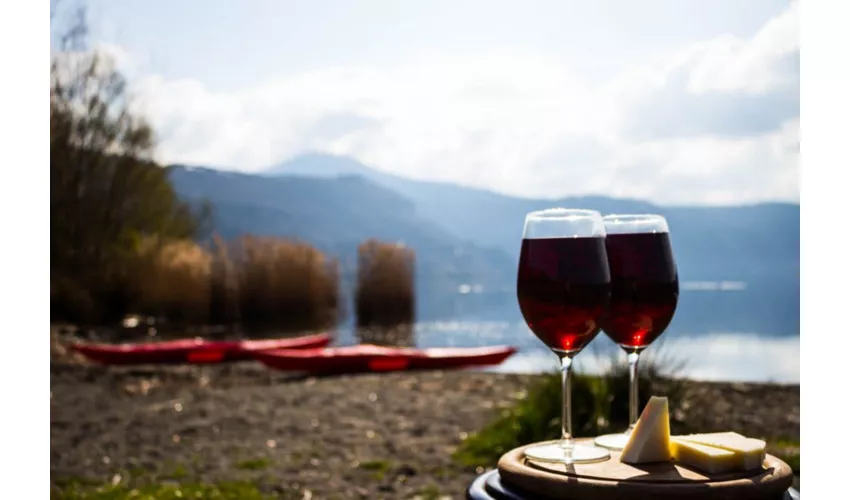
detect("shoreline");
top-left (52, 326), bottom-right (801, 386)
top-left (51, 358), bottom-right (799, 498)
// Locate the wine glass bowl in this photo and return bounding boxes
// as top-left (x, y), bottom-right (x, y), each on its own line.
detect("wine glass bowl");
top-left (594, 213), bottom-right (679, 451)
top-left (516, 208), bottom-right (612, 464)
top-left (517, 236), bottom-right (610, 355)
top-left (600, 214), bottom-right (678, 351)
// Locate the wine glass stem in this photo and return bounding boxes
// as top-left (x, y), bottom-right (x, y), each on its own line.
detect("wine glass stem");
top-left (560, 355), bottom-right (574, 446)
top-left (627, 351), bottom-right (640, 433)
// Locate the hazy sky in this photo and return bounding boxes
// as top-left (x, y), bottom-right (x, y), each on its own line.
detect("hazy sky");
top-left (64, 0), bottom-right (798, 205)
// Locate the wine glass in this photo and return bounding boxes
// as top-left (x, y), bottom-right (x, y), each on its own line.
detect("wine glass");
top-left (517, 208), bottom-right (612, 464)
top-left (593, 214), bottom-right (679, 451)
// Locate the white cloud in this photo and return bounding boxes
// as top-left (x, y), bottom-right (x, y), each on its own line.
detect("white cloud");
top-left (687, 1), bottom-right (798, 95)
top-left (120, 3), bottom-right (797, 205)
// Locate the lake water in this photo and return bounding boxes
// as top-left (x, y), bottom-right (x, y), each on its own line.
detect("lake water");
top-left (339, 280), bottom-right (800, 383)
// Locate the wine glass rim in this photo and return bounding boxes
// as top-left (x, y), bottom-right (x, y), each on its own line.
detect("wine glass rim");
top-left (526, 208), bottom-right (602, 220)
top-left (603, 213), bottom-right (667, 223)
top-left (602, 213), bottom-right (669, 233)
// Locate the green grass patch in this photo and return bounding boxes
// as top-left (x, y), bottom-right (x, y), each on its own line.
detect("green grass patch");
top-left (429, 465), bottom-right (459, 480)
top-left (128, 467), bottom-right (148, 480)
top-left (768, 438), bottom-right (800, 478)
top-left (416, 484), bottom-right (442, 500)
top-left (235, 457), bottom-right (273, 471)
top-left (51, 480), bottom-right (284, 500)
top-left (779, 451), bottom-right (800, 475)
top-left (161, 464), bottom-right (188, 480)
top-left (453, 352), bottom-right (687, 468)
top-left (53, 477), bottom-right (102, 489)
top-left (358, 459), bottom-right (393, 480)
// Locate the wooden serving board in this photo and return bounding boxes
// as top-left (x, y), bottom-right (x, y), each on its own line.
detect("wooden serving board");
top-left (497, 439), bottom-right (794, 500)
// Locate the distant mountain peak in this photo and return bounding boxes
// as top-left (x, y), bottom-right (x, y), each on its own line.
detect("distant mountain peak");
top-left (267, 152), bottom-right (379, 178)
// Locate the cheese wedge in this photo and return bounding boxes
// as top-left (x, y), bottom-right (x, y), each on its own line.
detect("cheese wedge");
top-left (670, 437), bottom-right (739, 474)
top-left (674, 432), bottom-right (766, 470)
top-left (620, 396), bottom-right (672, 464)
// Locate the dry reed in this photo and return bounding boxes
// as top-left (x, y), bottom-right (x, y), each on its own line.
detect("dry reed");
top-left (230, 236), bottom-right (340, 334)
top-left (134, 236), bottom-right (212, 326)
top-left (209, 234), bottom-right (241, 328)
top-left (57, 235), bottom-right (421, 336)
top-left (354, 239), bottom-right (416, 336)
top-left (76, 235), bottom-right (342, 333)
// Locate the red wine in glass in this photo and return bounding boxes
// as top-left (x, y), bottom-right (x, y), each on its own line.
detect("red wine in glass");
top-left (601, 232), bottom-right (679, 349)
top-left (517, 208), bottom-right (612, 465)
top-left (593, 214), bottom-right (678, 452)
top-left (517, 237), bottom-right (610, 354)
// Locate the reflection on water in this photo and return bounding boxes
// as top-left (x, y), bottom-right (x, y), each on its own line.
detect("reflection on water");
top-left (356, 324), bottom-right (415, 347)
top-left (335, 318), bottom-right (800, 383)
top-left (388, 277), bottom-right (800, 383)
top-left (452, 281), bottom-right (751, 293)
top-left (680, 281), bottom-right (748, 291)
top-left (418, 280), bottom-right (799, 337)
top-left (361, 320), bottom-right (800, 383)
top-left (491, 334), bottom-right (799, 383)
top-left (660, 334), bottom-right (799, 383)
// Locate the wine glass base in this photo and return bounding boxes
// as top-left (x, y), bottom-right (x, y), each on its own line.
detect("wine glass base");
top-left (523, 440), bottom-right (611, 464)
top-left (593, 432), bottom-right (630, 451)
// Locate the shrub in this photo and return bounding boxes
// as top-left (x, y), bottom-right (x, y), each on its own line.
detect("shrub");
top-left (209, 234), bottom-right (241, 328)
top-left (453, 351), bottom-right (687, 468)
top-left (354, 240), bottom-right (415, 328)
top-left (231, 236), bottom-right (340, 334)
top-left (133, 236), bottom-right (212, 327)
top-left (52, 233), bottom-right (340, 335)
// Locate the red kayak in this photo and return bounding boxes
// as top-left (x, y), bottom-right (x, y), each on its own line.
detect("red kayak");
top-left (71, 333), bottom-right (332, 365)
top-left (251, 345), bottom-right (518, 374)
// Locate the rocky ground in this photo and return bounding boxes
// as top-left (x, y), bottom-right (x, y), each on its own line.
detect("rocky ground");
top-left (50, 332), bottom-right (799, 499)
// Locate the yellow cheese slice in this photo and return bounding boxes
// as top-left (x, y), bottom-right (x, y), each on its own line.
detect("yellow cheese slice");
top-left (670, 437), bottom-right (739, 474)
top-left (619, 396), bottom-right (673, 464)
top-left (674, 432), bottom-right (766, 470)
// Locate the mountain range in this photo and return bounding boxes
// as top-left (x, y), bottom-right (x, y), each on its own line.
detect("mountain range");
top-left (168, 153), bottom-right (800, 332)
